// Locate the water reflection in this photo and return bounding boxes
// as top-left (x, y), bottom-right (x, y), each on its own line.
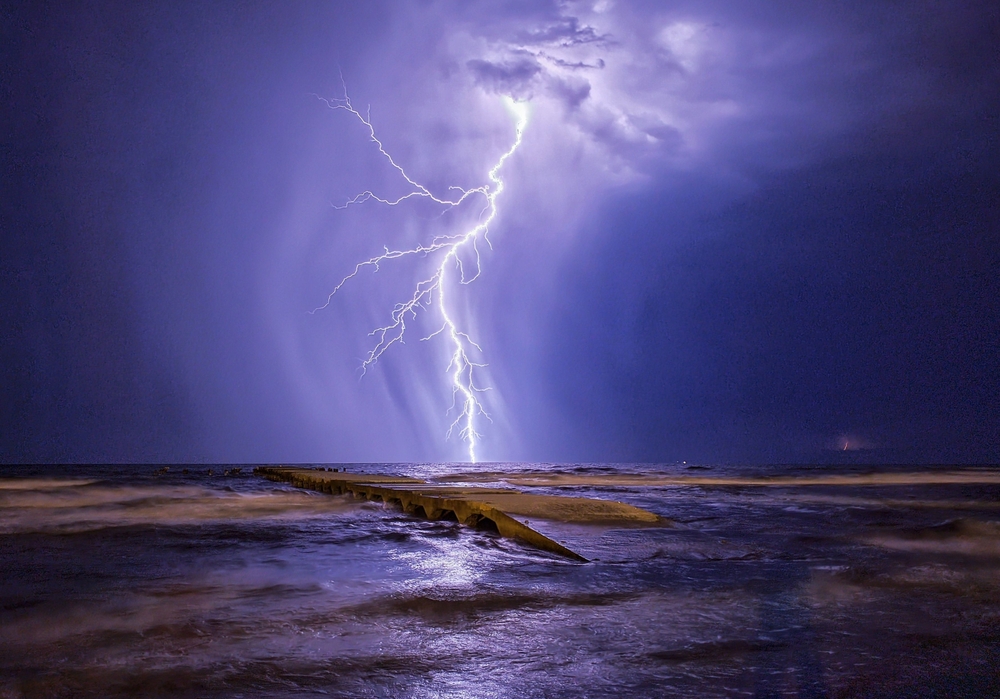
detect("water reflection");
top-left (1, 465), bottom-right (999, 697)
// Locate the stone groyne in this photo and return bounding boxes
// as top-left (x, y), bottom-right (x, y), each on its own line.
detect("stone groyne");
top-left (254, 466), bottom-right (662, 561)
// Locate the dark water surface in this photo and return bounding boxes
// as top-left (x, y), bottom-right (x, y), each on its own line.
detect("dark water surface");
top-left (2, 464), bottom-right (999, 698)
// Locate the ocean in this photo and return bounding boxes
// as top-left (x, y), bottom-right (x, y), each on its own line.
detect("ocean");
top-left (2, 463), bottom-right (999, 698)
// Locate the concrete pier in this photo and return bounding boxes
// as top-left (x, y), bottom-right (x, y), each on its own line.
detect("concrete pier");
top-left (254, 466), bottom-right (661, 561)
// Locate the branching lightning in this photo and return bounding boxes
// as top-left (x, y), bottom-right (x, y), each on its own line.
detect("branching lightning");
top-left (313, 84), bottom-right (528, 463)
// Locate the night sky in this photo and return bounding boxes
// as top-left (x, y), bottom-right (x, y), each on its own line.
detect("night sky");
top-left (3, 1), bottom-right (998, 464)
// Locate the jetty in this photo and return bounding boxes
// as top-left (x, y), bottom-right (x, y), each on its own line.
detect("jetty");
top-left (254, 466), bottom-right (661, 561)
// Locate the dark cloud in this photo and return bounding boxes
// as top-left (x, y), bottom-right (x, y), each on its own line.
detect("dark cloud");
top-left (466, 56), bottom-right (542, 98)
top-left (545, 75), bottom-right (591, 109)
top-left (514, 16), bottom-right (609, 47)
top-left (538, 52), bottom-right (605, 70)
top-left (3, 0), bottom-right (998, 463)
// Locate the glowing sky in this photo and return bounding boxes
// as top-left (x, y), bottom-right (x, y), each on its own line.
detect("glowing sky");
top-left (3, 1), bottom-right (999, 464)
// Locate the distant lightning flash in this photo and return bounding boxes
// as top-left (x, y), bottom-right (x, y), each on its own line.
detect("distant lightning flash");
top-left (313, 85), bottom-right (528, 463)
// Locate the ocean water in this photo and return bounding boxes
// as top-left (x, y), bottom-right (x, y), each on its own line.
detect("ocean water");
top-left (1, 463), bottom-right (999, 698)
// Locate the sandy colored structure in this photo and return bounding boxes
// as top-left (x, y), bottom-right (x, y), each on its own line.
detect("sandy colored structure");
top-left (433, 469), bottom-right (1000, 488)
top-left (254, 466), bottom-right (661, 561)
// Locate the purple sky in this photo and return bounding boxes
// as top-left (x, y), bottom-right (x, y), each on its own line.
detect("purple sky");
top-left (3, 1), bottom-right (999, 464)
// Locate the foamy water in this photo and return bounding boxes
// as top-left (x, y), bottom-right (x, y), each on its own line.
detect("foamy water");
top-left (0, 479), bottom-right (356, 534)
top-left (1, 464), bottom-right (999, 698)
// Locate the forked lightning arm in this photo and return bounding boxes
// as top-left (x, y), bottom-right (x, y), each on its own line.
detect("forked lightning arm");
top-left (313, 85), bottom-right (528, 463)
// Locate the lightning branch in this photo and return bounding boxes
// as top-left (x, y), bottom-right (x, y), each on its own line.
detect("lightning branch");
top-left (312, 84), bottom-right (527, 463)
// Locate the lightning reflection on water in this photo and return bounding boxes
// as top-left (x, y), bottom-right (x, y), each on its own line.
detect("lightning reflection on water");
top-left (2, 464), bottom-right (1000, 698)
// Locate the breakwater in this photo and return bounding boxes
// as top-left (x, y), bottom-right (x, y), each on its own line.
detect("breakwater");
top-left (254, 466), bottom-right (661, 561)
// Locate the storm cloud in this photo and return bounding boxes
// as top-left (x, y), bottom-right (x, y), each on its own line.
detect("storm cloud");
top-left (3, 1), bottom-right (998, 463)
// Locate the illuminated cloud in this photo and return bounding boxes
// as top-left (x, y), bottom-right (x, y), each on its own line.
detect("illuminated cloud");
top-left (5, 1), bottom-right (997, 463)
top-left (266, 0), bottom-right (1000, 462)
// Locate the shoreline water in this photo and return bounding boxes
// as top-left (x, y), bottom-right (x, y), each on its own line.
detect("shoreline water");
top-left (2, 463), bottom-right (999, 697)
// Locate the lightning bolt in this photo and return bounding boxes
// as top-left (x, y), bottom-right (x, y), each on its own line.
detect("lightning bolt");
top-left (313, 84), bottom-right (528, 463)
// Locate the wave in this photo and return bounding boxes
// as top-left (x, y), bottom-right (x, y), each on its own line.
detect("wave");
top-left (866, 518), bottom-right (1000, 556)
top-left (0, 478), bottom-right (359, 534)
